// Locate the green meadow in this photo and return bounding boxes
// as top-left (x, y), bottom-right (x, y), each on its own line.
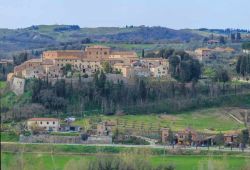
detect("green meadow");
top-left (1, 152), bottom-right (249, 170)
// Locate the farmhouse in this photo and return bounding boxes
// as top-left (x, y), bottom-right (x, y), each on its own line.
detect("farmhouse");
top-left (194, 47), bottom-right (235, 61)
top-left (27, 118), bottom-right (60, 132)
top-left (224, 132), bottom-right (238, 145)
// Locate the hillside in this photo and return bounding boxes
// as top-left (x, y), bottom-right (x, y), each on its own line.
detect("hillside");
top-left (0, 25), bottom-right (203, 58)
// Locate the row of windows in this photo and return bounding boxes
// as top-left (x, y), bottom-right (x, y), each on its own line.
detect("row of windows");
top-left (36, 121), bottom-right (56, 125)
top-left (88, 51), bottom-right (108, 55)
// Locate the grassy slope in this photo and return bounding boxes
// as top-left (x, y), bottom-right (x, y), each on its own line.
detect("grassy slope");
top-left (0, 81), bottom-right (7, 89)
top-left (0, 132), bottom-right (19, 142)
top-left (73, 107), bottom-right (246, 133)
top-left (1, 152), bottom-right (249, 170)
top-left (0, 81), bottom-right (32, 110)
top-left (0, 90), bottom-right (32, 110)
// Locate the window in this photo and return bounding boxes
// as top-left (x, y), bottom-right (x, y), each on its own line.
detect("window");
top-left (53, 122), bottom-right (55, 124)
top-left (47, 122), bottom-right (49, 124)
top-left (40, 121), bottom-right (42, 124)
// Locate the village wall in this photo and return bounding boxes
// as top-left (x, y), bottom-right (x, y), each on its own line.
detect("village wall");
top-left (11, 77), bottom-right (25, 95)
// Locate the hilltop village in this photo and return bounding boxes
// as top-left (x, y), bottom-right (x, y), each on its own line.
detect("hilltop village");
top-left (7, 45), bottom-right (169, 82)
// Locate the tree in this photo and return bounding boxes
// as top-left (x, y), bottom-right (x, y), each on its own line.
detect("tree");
top-left (169, 55), bottom-right (180, 78)
top-left (215, 132), bottom-right (224, 149)
top-left (242, 42), bottom-right (250, 50)
top-left (241, 129), bottom-right (249, 148)
top-left (54, 79), bottom-right (66, 97)
top-left (31, 78), bottom-right (42, 102)
top-left (62, 64), bottom-right (72, 76)
top-left (141, 49), bottom-right (145, 58)
top-left (167, 129), bottom-right (175, 148)
top-left (139, 79), bottom-right (147, 102)
top-left (236, 32), bottom-right (241, 40)
top-left (203, 37), bottom-right (209, 43)
top-left (169, 52), bottom-right (201, 82)
top-left (102, 61), bottom-right (113, 73)
top-left (13, 52), bottom-right (28, 66)
top-left (231, 33), bottom-right (236, 41)
top-left (214, 68), bottom-right (230, 83)
top-left (236, 55), bottom-right (243, 74)
top-left (187, 131), bottom-right (192, 146)
top-left (219, 36), bottom-right (226, 44)
top-left (236, 55), bottom-right (250, 77)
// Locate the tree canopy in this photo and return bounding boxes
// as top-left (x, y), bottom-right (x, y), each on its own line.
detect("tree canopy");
top-left (236, 55), bottom-right (250, 76)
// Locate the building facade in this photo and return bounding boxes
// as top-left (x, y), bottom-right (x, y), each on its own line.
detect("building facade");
top-left (9, 45), bottom-right (170, 81)
top-left (27, 118), bottom-right (60, 132)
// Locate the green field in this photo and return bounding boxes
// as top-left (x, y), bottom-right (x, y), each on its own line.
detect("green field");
top-left (1, 143), bottom-right (250, 170)
top-left (1, 152), bottom-right (249, 170)
top-left (73, 107), bottom-right (245, 133)
top-left (0, 81), bottom-right (7, 89)
top-left (0, 132), bottom-right (19, 142)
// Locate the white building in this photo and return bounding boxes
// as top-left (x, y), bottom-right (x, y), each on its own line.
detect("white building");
top-left (27, 118), bottom-right (60, 132)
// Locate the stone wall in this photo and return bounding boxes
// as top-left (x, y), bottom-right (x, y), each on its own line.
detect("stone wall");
top-left (19, 134), bottom-right (112, 144)
top-left (11, 77), bottom-right (25, 95)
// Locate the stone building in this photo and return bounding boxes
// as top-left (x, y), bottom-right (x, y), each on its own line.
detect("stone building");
top-left (10, 45), bottom-right (170, 81)
top-left (27, 118), bottom-right (60, 132)
top-left (96, 122), bottom-right (112, 136)
top-left (161, 128), bottom-right (170, 144)
top-left (194, 47), bottom-right (235, 62)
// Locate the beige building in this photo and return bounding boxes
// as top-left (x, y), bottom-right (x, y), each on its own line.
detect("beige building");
top-left (161, 128), bottom-right (170, 143)
top-left (27, 118), bottom-right (60, 132)
top-left (150, 65), bottom-right (169, 77)
top-left (96, 122), bottom-right (112, 136)
top-left (194, 47), bottom-right (235, 61)
top-left (43, 50), bottom-right (84, 60)
top-left (194, 48), bottom-right (213, 61)
top-left (113, 63), bottom-right (133, 78)
top-left (11, 45), bottom-right (171, 80)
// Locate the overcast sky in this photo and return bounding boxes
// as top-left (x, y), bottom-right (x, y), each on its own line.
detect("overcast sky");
top-left (0, 0), bottom-right (249, 29)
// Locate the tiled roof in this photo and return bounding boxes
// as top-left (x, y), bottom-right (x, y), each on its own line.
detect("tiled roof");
top-left (86, 45), bottom-right (110, 49)
top-left (26, 59), bottom-right (42, 63)
top-left (28, 118), bottom-right (59, 121)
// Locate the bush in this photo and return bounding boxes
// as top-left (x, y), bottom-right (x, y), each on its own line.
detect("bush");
top-left (23, 131), bottom-right (31, 136)
top-left (114, 136), bottom-right (150, 145)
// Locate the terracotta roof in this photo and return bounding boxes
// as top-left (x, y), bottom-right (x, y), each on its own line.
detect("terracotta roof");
top-left (26, 59), bottom-right (42, 63)
top-left (44, 50), bottom-right (83, 53)
top-left (28, 118), bottom-right (59, 121)
top-left (86, 45), bottom-right (110, 49)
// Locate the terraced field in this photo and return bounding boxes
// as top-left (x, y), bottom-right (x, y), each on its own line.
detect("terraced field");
top-left (73, 107), bottom-right (246, 134)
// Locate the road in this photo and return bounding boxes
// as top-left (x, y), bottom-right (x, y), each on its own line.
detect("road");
top-left (1, 141), bottom-right (250, 153)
